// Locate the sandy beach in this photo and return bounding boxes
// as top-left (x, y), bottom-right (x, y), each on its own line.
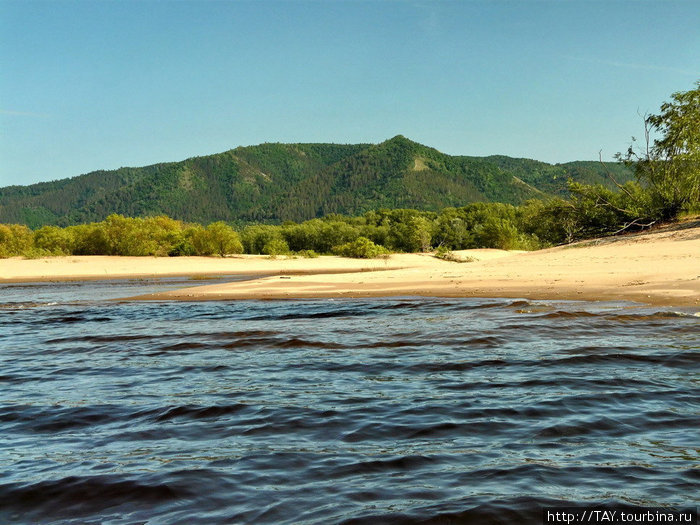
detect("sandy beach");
top-left (2, 220), bottom-right (698, 306)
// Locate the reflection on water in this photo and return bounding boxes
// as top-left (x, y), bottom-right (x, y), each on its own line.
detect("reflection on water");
top-left (0, 282), bottom-right (698, 524)
top-left (0, 275), bottom-right (252, 306)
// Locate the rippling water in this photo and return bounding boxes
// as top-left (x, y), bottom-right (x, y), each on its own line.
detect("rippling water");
top-left (1, 280), bottom-right (698, 524)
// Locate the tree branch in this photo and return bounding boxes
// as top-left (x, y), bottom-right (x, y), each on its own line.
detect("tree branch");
top-left (612, 218), bottom-right (657, 235)
top-left (598, 150), bottom-right (638, 202)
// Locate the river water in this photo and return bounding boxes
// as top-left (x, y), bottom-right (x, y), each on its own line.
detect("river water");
top-left (1, 280), bottom-right (698, 524)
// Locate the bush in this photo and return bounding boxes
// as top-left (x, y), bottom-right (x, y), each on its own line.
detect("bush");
top-left (143, 216), bottom-right (187, 256)
top-left (262, 238), bottom-right (290, 256)
top-left (67, 223), bottom-right (110, 255)
top-left (519, 199), bottom-right (578, 245)
top-left (101, 214), bottom-right (157, 256)
top-left (433, 208), bottom-right (473, 250)
top-left (241, 224), bottom-right (285, 254)
top-left (388, 215), bottom-right (433, 252)
top-left (332, 237), bottom-right (389, 258)
top-left (434, 245), bottom-right (475, 262)
top-left (189, 222), bottom-right (243, 256)
top-left (296, 249), bottom-right (320, 258)
top-left (33, 225), bottom-right (75, 255)
top-left (205, 221), bottom-right (243, 256)
top-left (0, 224), bottom-right (33, 257)
top-left (474, 217), bottom-right (540, 250)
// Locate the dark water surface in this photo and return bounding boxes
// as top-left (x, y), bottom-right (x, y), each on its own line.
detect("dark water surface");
top-left (1, 280), bottom-right (698, 524)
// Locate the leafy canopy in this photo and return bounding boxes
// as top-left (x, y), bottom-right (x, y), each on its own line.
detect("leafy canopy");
top-left (622, 80), bottom-right (700, 219)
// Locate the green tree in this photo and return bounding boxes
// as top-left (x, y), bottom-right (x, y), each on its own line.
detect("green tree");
top-left (190, 222), bottom-right (243, 256)
top-left (520, 199), bottom-right (579, 245)
top-left (142, 215), bottom-right (186, 256)
top-left (241, 224), bottom-right (285, 254)
top-left (625, 80), bottom-right (700, 219)
top-left (186, 225), bottom-right (213, 255)
top-left (433, 208), bottom-right (473, 249)
top-left (473, 217), bottom-right (539, 250)
top-left (0, 224), bottom-right (33, 257)
top-left (552, 82), bottom-right (700, 239)
top-left (101, 214), bottom-right (157, 256)
top-left (262, 238), bottom-right (290, 256)
top-left (384, 209), bottom-right (435, 252)
top-left (205, 221), bottom-right (243, 256)
top-left (33, 225), bottom-right (74, 255)
top-left (68, 223), bottom-right (110, 255)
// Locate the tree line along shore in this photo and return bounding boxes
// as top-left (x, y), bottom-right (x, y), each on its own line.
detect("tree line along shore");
top-left (2, 82), bottom-right (698, 260)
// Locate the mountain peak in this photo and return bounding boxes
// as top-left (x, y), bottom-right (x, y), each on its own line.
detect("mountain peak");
top-left (383, 134), bottom-right (417, 146)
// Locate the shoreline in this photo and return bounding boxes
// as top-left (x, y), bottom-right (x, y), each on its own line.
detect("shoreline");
top-left (2, 222), bottom-right (699, 308)
top-left (0, 254), bottom-right (413, 283)
top-left (0, 266), bottom-right (403, 284)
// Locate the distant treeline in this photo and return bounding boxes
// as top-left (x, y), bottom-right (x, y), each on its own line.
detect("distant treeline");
top-left (1, 186), bottom-right (688, 259)
top-left (0, 203), bottom-right (533, 259)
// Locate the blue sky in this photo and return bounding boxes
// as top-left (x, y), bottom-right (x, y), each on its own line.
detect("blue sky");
top-left (1, 0), bottom-right (698, 187)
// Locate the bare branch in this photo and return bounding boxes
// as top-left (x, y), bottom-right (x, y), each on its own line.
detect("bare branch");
top-left (612, 218), bottom-right (657, 235)
top-left (598, 150), bottom-right (639, 202)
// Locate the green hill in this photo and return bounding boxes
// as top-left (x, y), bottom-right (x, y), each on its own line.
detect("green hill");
top-left (0, 136), bottom-right (634, 228)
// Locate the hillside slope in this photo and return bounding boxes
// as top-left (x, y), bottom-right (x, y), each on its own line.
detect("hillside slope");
top-left (0, 136), bottom-right (633, 227)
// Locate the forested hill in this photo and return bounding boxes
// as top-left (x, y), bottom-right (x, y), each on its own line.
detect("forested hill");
top-left (0, 135), bottom-right (634, 228)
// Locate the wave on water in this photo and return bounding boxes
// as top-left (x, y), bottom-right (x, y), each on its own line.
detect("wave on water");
top-left (1, 290), bottom-right (698, 523)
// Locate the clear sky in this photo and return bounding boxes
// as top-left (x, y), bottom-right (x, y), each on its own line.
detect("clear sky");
top-left (1, 0), bottom-right (698, 187)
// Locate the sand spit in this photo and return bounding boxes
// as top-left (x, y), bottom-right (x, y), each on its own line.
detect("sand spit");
top-left (2, 221), bottom-right (698, 307)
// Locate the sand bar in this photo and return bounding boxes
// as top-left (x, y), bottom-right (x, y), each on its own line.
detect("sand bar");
top-left (2, 221), bottom-right (698, 307)
top-left (0, 254), bottom-right (414, 282)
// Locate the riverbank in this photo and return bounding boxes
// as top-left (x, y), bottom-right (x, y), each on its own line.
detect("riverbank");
top-left (2, 220), bottom-right (698, 306)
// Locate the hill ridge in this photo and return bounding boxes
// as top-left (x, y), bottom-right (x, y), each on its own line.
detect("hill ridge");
top-left (0, 137), bottom-right (633, 228)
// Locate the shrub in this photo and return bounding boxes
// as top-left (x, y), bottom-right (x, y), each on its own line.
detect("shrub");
top-left (0, 224), bottom-right (33, 257)
top-left (332, 237), bottom-right (389, 258)
top-left (102, 214), bottom-right (157, 256)
top-left (262, 238), bottom-right (290, 256)
top-left (67, 223), bottom-right (110, 255)
top-left (33, 225), bottom-right (74, 255)
top-left (188, 222), bottom-right (243, 256)
top-left (434, 245), bottom-right (475, 263)
top-left (241, 224), bottom-right (285, 254)
top-left (296, 249), bottom-right (320, 258)
top-left (205, 221), bottom-right (243, 256)
top-left (474, 217), bottom-right (540, 250)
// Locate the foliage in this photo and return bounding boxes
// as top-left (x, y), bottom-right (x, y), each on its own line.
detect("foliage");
top-left (205, 222), bottom-right (243, 257)
top-left (387, 213), bottom-right (434, 252)
top-left (0, 137), bottom-right (634, 229)
top-left (0, 224), bottom-right (33, 257)
top-left (565, 81), bottom-right (700, 236)
top-left (0, 215), bottom-right (245, 257)
top-left (32, 225), bottom-right (74, 255)
top-left (296, 249), bottom-right (320, 258)
top-left (261, 238), bottom-right (290, 257)
top-left (519, 199), bottom-right (578, 245)
top-left (241, 224), bottom-right (287, 254)
top-left (67, 223), bottom-right (110, 255)
top-left (473, 217), bottom-right (540, 250)
top-left (433, 246), bottom-right (474, 263)
top-left (623, 81), bottom-right (700, 219)
top-left (189, 222), bottom-right (244, 256)
top-left (281, 219), bottom-right (358, 254)
top-left (332, 237), bottom-right (389, 258)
